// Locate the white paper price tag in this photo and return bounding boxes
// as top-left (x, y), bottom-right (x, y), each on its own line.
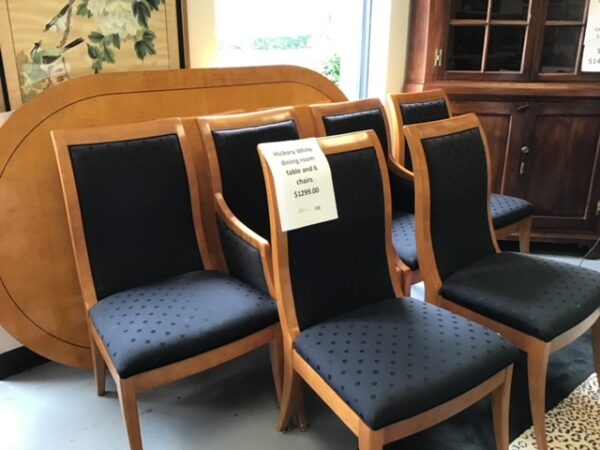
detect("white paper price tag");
top-left (583, 0), bottom-right (600, 72)
top-left (258, 137), bottom-right (338, 231)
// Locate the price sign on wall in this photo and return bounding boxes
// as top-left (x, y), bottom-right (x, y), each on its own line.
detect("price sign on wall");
top-left (258, 138), bottom-right (338, 231)
top-left (583, 0), bottom-right (600, 72)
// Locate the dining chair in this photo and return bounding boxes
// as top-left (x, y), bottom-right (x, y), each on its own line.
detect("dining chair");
top-left (403, 113), bottom-right (600, 450)
top-left (259, 130), bottom-right (519, 450)
top-left (387, 89), bottom-right (533, 253)
top-left (308, 99), bottom-right (414, 294)
top-left (52, 118), bottom-right (282, 450)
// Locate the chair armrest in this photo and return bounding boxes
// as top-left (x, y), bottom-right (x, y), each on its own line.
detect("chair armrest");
top-left (388, 157), bottom-right (414, 182)
top-left (387, 158), bottom-right (416, 214)
top-left (392, 254), bottom-right (412, 297)
top-left (214, 193), bottom-right (275, 296)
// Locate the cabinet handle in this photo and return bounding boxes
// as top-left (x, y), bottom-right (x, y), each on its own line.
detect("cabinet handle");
top-left (516, 103), bottom-right (530, 112)
top-left (519, 162), bottom-right (526, 175)
top-left (521, 145), bottom-right (530, 154)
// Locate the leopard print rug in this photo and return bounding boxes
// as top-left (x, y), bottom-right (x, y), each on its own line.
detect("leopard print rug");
top-left (510, 373), bottom-right (599, 449)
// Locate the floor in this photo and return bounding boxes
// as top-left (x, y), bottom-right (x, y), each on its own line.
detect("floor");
top-left (1, 246), bottom-right (598, 450)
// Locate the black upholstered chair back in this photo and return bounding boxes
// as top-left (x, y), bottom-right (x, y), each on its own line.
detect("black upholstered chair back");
top-left (211, 120), bottom-right (300, 242)
top-left (399, 99), bottom-right (449, 170)
top-left (406, 116), bottom-right (497, 281)
top-left (321, 108), bottom-right (389, 156)
top-left (68, 134), bottom-right (203, 300)
top-left (284, 139), bottom-right (396, 330)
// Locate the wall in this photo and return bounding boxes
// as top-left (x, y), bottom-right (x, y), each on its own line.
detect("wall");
top-left (367, 0), bottom-right (411, 97)
top-left (0, 328), bottom-right (20, 353)
top-left (184, 0), bottom-right (217, 67)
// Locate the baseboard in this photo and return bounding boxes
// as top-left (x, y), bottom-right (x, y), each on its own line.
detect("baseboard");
top-left (0, 346), bottom-right (47, 380)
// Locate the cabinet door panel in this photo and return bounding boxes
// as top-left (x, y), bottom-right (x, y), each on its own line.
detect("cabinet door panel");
top-left (450, 100), bottom-right (516, 193)
top-left (520, 102), bottom-right (600, 230)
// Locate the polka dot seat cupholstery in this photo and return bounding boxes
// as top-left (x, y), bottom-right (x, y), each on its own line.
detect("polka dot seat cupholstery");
top-left (90, 271), bottom-right (278, 378)
top-left (295, 297), bottom-right (517, 430)
top-left (442, 252), bottom-right (600, 342)
top-left (391, 211), bottom-right (418, 270)
top-left (490, 193), bottom-right (533, 229)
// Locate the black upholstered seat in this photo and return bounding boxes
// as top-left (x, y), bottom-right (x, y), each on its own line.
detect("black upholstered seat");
top-left (442, 252), bottom-right (600, 342)
top-left (268, 131), bottom-right (518, 449)
top-left (490, 193), bottom-right (533, 229)
top-left (91, 270), bottom-right (278, 378)
top-left (295, 297), bottom-right (517, 430)
top-left (391, 212), bottom-right (418, 270)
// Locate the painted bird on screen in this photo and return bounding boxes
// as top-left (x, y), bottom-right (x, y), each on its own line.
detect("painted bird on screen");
top-left (43, 3), bottom-right (70, 33)
top-left (30, 37), bottom-right (85, 65)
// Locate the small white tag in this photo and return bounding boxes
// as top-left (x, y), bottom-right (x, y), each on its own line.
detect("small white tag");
top-left (258, 137), bottom-right (338, 231)
top-left (583, 0), bottom-right (600, 72)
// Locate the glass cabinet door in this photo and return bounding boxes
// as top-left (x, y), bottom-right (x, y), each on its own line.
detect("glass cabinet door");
top-left (444, 0), bottom-right (532, 78)
top-left (536, 0), bottom-right (598, 78)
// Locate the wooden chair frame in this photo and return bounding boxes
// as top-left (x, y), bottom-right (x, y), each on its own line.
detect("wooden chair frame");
top-left (52, 118), bottom-right (282, 450)
top-left (387, 89), bottom-right (532, 253)
top-left (403, 113), bottom-right (600, 450)
top-left (260, 130), bottom-right (514, 450)
top-left (308, 99), bottom-right (413, 295)
top-left (196, 107), bottom-right (314, 296)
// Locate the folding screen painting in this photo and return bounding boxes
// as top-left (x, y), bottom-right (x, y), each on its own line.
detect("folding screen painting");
top-left (0, 0), bottom-right (180, 108)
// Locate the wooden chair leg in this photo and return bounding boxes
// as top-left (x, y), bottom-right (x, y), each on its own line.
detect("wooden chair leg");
top-left (269, 329), bottom-right (284, 404)
top-left (527, 342), bottom-right (551, 450)
top-left (358, 422), bottom-right (384, 450)
top-left (90, 336), bottom-right (106, 396)
top-left (277, 347), bottom-right (304, 431)
top-left (293, 378), bottom-right (308, 432)
top-left (592, 318), bottom-right (600, 377)
top-left (491, 365), bottom-right (513, 450)
top-left (401, 266), bottom-right (412, 297)
top-left (116, 377), bottom-right (143, 450)
top-left (519, 217), bottom-right (532, 254)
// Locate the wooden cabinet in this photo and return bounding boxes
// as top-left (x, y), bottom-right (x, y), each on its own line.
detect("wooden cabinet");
top-left (405, 0), bottom-right (600, 244)
top-left (451, 99), bottom-right (600, 243)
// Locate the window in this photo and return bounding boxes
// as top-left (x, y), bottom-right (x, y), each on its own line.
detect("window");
top-left (214, 0), bottom-right (367, 98)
